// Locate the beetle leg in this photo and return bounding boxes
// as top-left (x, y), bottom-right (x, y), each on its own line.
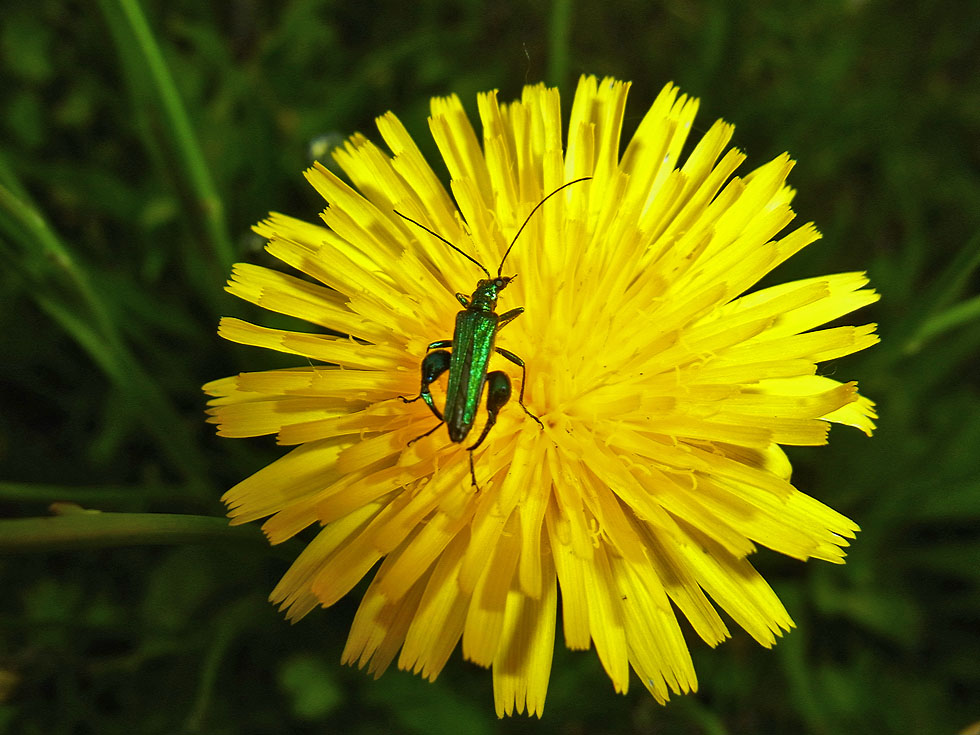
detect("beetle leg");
top-left (495, 347), bottom-right (544, 429)
top-left (496, 307), bottom-right (524, 330)
top-left (468, 451), bottom-right (479, 491)
top-left (407, 420), bottom-right (444, 446)
top-left (399, 348), bottom-right (451, 422)
top-left (427, 339), bottom-right (453, 351)
top-left (464, 370), bottom-right (512, 488)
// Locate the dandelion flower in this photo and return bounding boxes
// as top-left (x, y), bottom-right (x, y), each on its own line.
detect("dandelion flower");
top-left (205, 76), bottom-right (878, 717)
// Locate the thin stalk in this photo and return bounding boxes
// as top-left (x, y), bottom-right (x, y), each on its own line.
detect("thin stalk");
top-left (0, 513), bottom-right (262, 553)
top-left (0, 481), bottom-right (183, 508)
top-left (547, 0), bottom-right (574, 88)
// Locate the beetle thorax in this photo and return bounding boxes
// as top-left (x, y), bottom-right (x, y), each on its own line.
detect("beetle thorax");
top-left (469, 276), bottom-right (512, 311)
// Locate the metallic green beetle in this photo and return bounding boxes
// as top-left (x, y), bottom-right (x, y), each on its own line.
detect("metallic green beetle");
top-left (395, 177), bottom-right (591, 488)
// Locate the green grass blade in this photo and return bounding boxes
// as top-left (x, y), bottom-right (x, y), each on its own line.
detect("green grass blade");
top-left (96, 0), bottom-right (234, 276)
top-left (34, 291), bottom-right (211, 484)
top-left (908, 293), bottom-right (980, 351)
top-left (901, 227), bottom-right (980, 354)
top-left (0, 182), bottom-right (119, 342)
top-left (924, 227), bottom-right (980, 315)
top-left (1, 183), bottom-right (209, 484)
top-left (0, 148), bottom-right (30, 199)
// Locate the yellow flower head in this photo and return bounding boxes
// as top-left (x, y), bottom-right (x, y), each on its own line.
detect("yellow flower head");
top-left (205, 76), bottom-right (878, 717)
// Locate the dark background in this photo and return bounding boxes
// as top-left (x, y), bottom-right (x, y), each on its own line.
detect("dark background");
top-left (2, 1), bottom-right (978, 733)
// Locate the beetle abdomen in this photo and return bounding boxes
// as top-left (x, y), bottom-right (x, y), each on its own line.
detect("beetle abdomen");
top-left (444, 310), bottom-right (498, 443)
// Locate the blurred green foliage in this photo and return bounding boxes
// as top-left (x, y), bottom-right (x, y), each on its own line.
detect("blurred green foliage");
top-left (1, 0), bottom-right (978, 733)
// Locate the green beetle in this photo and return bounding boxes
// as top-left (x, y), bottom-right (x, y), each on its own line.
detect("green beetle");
top-left (395, 177), bottom-right (590, 487)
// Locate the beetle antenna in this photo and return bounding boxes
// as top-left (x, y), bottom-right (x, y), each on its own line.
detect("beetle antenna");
top-left (496, 176), bottom-right (592, 277)
top-left (394, 211), bottom-right (491, 279)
